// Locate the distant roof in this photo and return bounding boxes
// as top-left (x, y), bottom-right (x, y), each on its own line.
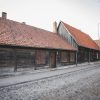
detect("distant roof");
top-left (0, 17), bottom-right (76, 51)
top-left (61, 21), bottom-right (99, 50)
top-left (94, 40), bottom-right (100, 47)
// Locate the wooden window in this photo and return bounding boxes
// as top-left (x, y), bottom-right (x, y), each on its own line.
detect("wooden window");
top-left (84, 51), bottom-right (88, 61)
top-left (35, 50), bottom-right (46, 65)
top-left (16, 50), bottom-right (34, 67)
top-left (0, 49), bottom-right (13, 67)
top-left (61, 51), bottom-right (69, 62)
top-left (70, 52), bottom-right (75, 62)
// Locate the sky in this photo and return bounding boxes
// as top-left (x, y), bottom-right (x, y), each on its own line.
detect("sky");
top-left (0, 0), bottom-right (100, 40)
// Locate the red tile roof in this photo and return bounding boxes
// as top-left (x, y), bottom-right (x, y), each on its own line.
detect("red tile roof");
top-left (61, 21), bottom-right (99, 50)
top-left (0, 18), bottom-right (76, 51)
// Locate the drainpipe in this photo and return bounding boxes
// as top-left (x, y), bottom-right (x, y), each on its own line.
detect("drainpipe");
top-left (75, 51), bottom-right (78, 66)
top-left (14, 49), bottom-right (17, 72)
top-left (88, 49), bottom-right (91, 64)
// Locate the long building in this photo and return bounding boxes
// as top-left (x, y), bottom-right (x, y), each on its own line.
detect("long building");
top-left (0, 12), bottom-right (76, 72)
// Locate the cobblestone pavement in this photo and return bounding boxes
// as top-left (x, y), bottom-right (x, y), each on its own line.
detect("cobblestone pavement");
top-left (0, 62), bottom-right (100, 100)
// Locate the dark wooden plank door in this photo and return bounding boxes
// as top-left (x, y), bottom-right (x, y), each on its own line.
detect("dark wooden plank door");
top-left (49, 51), bottom-right (56, 68)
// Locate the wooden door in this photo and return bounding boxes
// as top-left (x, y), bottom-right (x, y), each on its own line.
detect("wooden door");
top-left (49, 51), bottom-right (56, 68)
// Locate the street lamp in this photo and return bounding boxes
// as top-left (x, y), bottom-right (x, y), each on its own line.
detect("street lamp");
top-left (98, 23), bottom-right (100, 60)
top-left (98, 23), bottom-right (100, 42)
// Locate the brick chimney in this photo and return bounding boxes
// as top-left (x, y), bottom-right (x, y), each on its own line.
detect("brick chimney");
top-left (53, 21), bottom-right (57, 33)
top-left (2, 12), bottom-right (7, 19)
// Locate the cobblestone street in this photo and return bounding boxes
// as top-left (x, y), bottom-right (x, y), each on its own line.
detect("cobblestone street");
top-left (0, 62), bottom-right (100, 100)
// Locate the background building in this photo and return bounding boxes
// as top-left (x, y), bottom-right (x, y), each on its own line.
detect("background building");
top-left (57, 21), bottom-right (100, 63)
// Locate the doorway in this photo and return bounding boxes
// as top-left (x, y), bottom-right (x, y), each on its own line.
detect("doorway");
top-left (49, 51), bottom-right (56, 68)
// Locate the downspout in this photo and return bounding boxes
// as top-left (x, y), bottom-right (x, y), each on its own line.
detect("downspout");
top-left (88, 49), bottom-right (91, 64)
top-left (14, 49), bottom-right (17, 72)
top-left (75, 51), bottom-right (78, 66)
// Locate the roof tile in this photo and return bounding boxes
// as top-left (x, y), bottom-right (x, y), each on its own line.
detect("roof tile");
top-left (0, 18), bottom-right (76, 51)
top-left (62, 21), bottom-right (99, 50)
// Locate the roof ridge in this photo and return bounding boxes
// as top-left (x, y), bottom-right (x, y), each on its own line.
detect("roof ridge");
top-left (61, 21), bottom-right (90, 36)
top-left (0, 17), bottom-right (76, 50)
top-left (61, 21), bottom-right (99, 50)
top-left (0, 17), bottom-right (55, 35)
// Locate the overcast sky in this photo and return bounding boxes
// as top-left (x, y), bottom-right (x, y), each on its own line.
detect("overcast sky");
top-left (0, 0), bottom-right (100, 40)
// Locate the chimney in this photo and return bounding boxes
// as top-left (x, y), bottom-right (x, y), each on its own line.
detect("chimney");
top-left (53, 21), bottom-right (57, 33)
top-left (22, 22), bottom-right (26, 24)
top-left (2, 12), bottom-right (7, 19)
